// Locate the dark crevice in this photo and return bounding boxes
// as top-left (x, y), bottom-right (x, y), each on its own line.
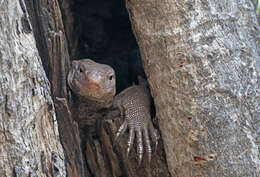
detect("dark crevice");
top-left (61, 0), bottom-right (145, 93)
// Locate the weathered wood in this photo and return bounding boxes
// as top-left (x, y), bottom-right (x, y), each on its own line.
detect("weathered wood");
top-left (127, 0), bottom-right (260, 176)
top-left (59, 0), bottom-right (79, 59)
top-left (0, 0), bottom-right (66, 176)
top-left (24, 0), bottom-right (89, 176)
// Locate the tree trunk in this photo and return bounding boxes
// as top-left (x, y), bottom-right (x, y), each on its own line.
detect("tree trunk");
top-left (59, 0), bottom-right (79, 59)
top-left (3, 0), bottom-right (259, 176)
top-left (126, 0), bottom-right (260, 176)
top-left (0, 0), bottom-right (66, 177)
top-left (24, 0), bottom-right (89, 176)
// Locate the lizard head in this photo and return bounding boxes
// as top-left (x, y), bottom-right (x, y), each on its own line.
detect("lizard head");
top-left (67, 59), bottom-right (116, 106)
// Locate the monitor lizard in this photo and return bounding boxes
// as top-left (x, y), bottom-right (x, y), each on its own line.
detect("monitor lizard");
top-left (67, 59), bottom-right (160, 165)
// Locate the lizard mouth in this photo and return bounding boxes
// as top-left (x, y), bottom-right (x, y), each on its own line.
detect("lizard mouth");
top-left (73, 78), bottom-right (115, 101)
top-left (87, 87), bottom-right (115, 101)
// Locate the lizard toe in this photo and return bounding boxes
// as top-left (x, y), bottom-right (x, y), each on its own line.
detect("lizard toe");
top-left (149, 121), bottom-right (160, 151)
top-left (114, 121), bottom-right (128, 146)
top-left (143, 127), bottom-right (152, 164)
top-left (136, 127), bottom-right (143, 165)
top-left (126, 128), bottom-right (135, 158)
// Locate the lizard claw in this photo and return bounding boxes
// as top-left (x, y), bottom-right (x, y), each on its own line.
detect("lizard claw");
top-left (143, 127), bottom-right (152, 164)
top-left (113, 78), bottom-right (160, 165)
top-left (126, 149), bottom-right (130, 159)
top-left (138, 156), bottom-right (142, 166)
top-left (114, 116), bottom-right (160, 165)
top-left (149, 121), bottom-right (160, 152)
top-left (154, 131), bottom-right (160, 152)
top-left (126, 128), bottom-right (135, 159)
top-left (113, 121), bottom-right (127, 146)
top-left (136, 127), bottom-right (144, 165)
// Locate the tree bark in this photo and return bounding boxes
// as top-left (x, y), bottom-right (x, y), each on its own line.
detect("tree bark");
top-left (59, 0), bottom-right (79, 59)
top-left (0, 0), bottom-right (66, 176)
top-left (126, 0), bottom-right (260, 176)
top-left (24, 0), bottom-right (89, 176)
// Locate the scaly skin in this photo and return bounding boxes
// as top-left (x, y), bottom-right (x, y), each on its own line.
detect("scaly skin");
top-left (68, 59), bottom-right (159, 165)
top-left (67, 59), bottom-right (116, 128)
top-left (113, 76), bottom-right (160, 165)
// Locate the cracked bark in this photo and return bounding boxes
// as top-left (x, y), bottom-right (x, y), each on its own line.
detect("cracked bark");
top-left (24, 0), bottom-right (89, 176)
top-left (0, 0), bottom-right (66, 176)
top-left (2, 0), bottom-right (259, 176)
top-left (126, 0), bottom-right (260, 176)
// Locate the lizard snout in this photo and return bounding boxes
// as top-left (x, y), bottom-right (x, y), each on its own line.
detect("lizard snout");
top-left (84, 69), bottom-right (115, 99)
top-left (68, 59), bottom-right (115, 105)
top-left (86, 74), bottom-right (102, 90)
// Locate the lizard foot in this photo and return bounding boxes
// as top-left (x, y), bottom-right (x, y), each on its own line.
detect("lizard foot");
top-left (112, 76), bottom-right (160, 165)
top-left (114, 119), bottom-right (160, 165)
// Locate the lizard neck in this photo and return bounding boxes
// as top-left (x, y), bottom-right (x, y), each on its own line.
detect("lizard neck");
top-left (72, 91), bottom-right (113, 109)
top-left (71, 92), bottom-right (111, 129)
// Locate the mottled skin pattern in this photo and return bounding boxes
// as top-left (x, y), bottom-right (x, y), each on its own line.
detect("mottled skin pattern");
top-left (68, 59), bottom-right (116, 108)
top-left (67, 59), bottom-right (116, 127)
top-left (68, 59), bottom-right (159, 165)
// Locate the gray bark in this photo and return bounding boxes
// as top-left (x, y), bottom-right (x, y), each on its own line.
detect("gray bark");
top-left (59, 0), bottom-right (79, 59)
top-left (127, 0), bottom-right (260, 176)
top-left (0, 0), bottom-right (66, 177)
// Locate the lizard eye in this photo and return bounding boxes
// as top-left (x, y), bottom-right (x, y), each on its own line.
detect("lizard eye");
top-left (108, 74), bottom-right (114, 81)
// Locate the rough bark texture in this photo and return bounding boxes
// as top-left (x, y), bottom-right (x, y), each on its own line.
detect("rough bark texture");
top-left (59, 0), bottom-right (79, 59)
top-left (24, 0), bottom-right (89, 177)
top-left (127, 0), bottom-right (260, 176)
top-left (0, 0), bottom-right (66, 177)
